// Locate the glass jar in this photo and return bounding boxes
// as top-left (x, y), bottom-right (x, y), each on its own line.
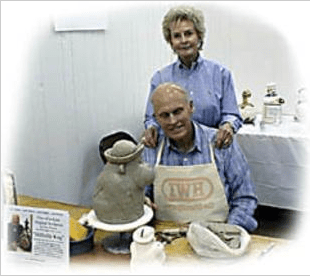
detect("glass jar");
top-left (262, 83), bottom-right (285, 125)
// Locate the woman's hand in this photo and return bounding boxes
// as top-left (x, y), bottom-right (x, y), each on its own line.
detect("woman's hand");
top-left (216, 122), bottom-right (234, 149)
top-left (142, 126), bottom-right (158, 148)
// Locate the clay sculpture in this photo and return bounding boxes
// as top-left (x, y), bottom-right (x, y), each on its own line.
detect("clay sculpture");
top-left (93, 140), bottom-right (154, 224)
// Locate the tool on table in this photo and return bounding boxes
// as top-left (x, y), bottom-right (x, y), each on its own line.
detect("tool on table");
top-left (259, 242), bottom-right (276, 258)
top-left (156, 227), bottom-right (188, 244)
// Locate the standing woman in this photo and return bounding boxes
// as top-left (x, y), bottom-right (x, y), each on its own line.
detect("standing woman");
top-left (143, 6), bottom-right (243, 149)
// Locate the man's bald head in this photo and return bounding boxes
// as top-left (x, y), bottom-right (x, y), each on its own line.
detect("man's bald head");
top-left (151, 83), bottom-right (191, 114)
top-left (150, 82), bottom-right (194, 150)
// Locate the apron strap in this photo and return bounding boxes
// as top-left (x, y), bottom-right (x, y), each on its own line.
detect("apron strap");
top-left (155, 138), bottom-right (165, 167)
top-left (209, 143), bottom-right (216, 164)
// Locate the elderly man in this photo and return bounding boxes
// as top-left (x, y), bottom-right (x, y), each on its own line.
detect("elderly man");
top-left (143, 82), bottom-right (257, 232)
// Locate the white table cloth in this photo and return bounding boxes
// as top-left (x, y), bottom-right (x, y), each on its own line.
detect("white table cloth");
top-left (236, 114), bottom-right (310, 211)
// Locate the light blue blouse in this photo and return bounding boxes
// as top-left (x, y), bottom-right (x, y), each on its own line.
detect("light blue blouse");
top-left (144, 55), bottom-right (243, 132)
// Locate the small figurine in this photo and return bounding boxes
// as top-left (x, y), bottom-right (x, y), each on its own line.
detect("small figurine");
top-left (93, 140), bottom-right (155, 224)
top-left (240, 89), bottom-right (254, 109)
top-left (130, 226), bottom-right (166, 271)
top-left (239, 89), bottom-right (256, 124)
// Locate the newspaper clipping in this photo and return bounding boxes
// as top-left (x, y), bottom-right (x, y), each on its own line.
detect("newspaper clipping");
top-left (2, 204), bottom-right (69, 272)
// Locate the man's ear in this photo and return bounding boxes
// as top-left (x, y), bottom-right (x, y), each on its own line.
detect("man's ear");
top-left (189, 100), bottom-right (195, 113)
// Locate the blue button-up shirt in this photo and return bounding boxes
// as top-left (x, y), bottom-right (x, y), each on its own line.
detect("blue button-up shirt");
top-left (144, 55), bottom-right (243, 132)
top-left (143, 121), bottom-right (258, 232)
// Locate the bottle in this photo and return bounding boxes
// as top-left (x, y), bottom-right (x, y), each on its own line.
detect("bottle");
top-left (262, 83), bottom-right (285, 125)
top-left (130, 226), bottom-right (166, 271)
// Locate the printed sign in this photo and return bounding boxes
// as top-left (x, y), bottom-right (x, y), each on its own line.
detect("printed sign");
top-left (2, 205), bottom-right (69, 272)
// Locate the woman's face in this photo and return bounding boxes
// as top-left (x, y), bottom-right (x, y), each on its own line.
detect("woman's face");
top-left (169, 19), bottom-right (200, 63)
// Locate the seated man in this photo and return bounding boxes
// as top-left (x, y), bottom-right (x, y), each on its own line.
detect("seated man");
top-left (142, 82), bottom-right (257, 232)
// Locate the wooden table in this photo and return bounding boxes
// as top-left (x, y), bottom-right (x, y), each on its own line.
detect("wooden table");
top-left (17, 195), bottom-right (291, 274)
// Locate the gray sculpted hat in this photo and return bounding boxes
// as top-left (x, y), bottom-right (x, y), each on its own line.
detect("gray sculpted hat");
top-left (104, 140), bottom-right (144, 164)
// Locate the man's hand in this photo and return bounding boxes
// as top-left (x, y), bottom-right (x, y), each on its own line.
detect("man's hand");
top-left (216, 122), bottom-right (234, 149)
top-left (144, 196), bottom-right (158, 210)
top-left (142, 126), bottom-right (158, 148)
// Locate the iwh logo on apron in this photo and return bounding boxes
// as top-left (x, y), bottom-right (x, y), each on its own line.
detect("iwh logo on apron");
top-left (154, 140), bottom-right (229, 222)
top-left (161, 177), bottom-right (214, 202)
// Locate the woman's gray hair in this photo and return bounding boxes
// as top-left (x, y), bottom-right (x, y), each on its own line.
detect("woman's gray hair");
top-left (162, 5), bottom-right (206, 50)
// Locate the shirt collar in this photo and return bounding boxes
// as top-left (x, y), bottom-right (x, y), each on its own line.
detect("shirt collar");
top-left (166, 122), bottom-right (202, 153)
top-left (177, 54), bottom-right (203, 70)
top-left (192, 121), bottom-right (203, 152)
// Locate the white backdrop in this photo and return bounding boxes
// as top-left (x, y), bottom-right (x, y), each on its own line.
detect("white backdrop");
top-left (2, 1), bottom-right (309, 206)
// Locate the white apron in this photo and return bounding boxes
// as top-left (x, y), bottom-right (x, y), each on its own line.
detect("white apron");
top-left (154, 139), bottom-right (229, 223)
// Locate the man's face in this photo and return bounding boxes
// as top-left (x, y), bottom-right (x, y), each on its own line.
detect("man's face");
top-left (12, 215), bottom-right (19, 225)
top-left (153, 85), bottom-right (193, 144)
